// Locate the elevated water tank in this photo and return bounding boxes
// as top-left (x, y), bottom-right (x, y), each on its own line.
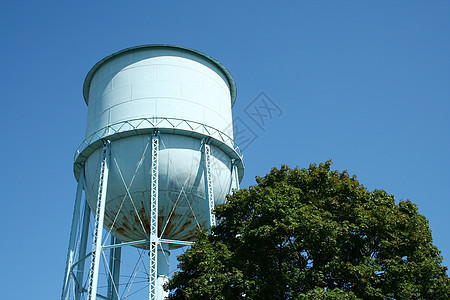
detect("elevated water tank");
top-left (74, 45), bottom-right (244, 248)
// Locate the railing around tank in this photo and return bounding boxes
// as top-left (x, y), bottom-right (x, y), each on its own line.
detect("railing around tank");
top-left (74, 116), bottom-right (244, 162)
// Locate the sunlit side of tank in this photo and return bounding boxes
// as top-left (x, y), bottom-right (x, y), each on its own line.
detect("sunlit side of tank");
top-left (79, 45), bottom-right (242, 248)
top-left (85, 46), bottom-right (234, 140)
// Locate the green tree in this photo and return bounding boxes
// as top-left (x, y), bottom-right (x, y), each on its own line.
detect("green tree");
top-left (167, 161), bottom-right (450, 299)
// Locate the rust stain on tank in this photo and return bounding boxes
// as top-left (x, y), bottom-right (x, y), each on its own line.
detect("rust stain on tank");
top-left (170, 216), bottom-right (194, 239)
top-left (116, 227), bottom-right (127, 236)
top-left (132, 214), bottom-right (148, 236)
top-left (165, 214), bottom-right (181, 238)
top-left (158, 216), bottom-right (165, 236)
top-left (120, 214), bottom-right (132, 231)
top-left (178, 218), bottom-right (193, 234)
top-left (138, 207), bottom-right (150, 235)
top-left (105, 211), bottom-right (114, 222)
top-left (121, 220), bottom-right (131, 231)
top-left (102, 202), bottom-right (205, 247)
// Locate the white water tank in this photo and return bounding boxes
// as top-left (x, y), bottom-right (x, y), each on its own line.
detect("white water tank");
top-left (74, 45), bottom-right (244, 247)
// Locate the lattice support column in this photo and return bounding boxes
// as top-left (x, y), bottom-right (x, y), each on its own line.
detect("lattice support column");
top-left (149, 132), bottom-right (159, 300)
top-left (87, 140), bottom-right (110, 300)
top-left (203, 142), bottom-right (216, 228)
top-left (62, 163), bottom-right (85, 300)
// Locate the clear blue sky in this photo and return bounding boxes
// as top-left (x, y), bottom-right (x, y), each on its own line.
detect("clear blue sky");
top-left (1, 1), bottom-right (449, 298)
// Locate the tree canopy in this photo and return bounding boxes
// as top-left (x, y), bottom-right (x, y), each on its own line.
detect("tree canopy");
top-left (166, 161), bottom-right (450, 299)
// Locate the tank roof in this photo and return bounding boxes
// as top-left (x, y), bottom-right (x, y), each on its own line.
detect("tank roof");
top-left (83, 44), bottom-right (237, 106)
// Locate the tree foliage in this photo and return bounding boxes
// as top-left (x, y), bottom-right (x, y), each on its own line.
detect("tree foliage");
top-left (167, 161), bottom-right (450, 299)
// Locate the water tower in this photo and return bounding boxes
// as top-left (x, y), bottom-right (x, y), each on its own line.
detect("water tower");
top-left (61, 45), bottom-right (244, 300)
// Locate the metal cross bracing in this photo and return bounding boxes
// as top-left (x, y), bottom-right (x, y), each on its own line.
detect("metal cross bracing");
top-left (71, 135), bottom-right (153, 300)
top-left (158, 137), bottom-right (203, 236)
top-left (63, 132), bottom-right (239, 300)
top-left (83, 133), bottom-right (196, 300)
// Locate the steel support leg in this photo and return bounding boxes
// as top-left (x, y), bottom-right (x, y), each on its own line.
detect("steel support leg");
top-left (112, 239), bottom-right (121, 300)
top-left (62, 163), bottom-right (85, 300)
top-left (87, 141), bottom-right (110, 300)
top-left (157, 243), bottom-right (170, 300)
top-left (229, 159), bottom-right (240, 194)
top-left (75, 199), bottom-right (91, 300)
top-left (107, 236), bottom-right (115, 299)
top-left (233, 162), bottom-right (240, 191)
top-left (204, 143), bottom-right (216, 228)
top-left (149, 132), bottom-right (159, 300)
top-left (106, 236), bottom-right (121, 300)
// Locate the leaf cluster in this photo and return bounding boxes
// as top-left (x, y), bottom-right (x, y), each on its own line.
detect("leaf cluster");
top-left (167, 161), bottom-right (450, 299)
